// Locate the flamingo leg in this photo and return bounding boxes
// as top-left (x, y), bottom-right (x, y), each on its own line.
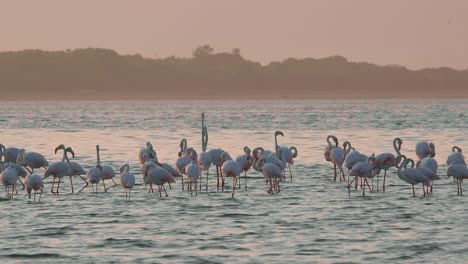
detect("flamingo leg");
top-left (195, 180), bottom-right (198, 196)
top-left (128, 189), bottom-right (131, 200)
top-left (382, 170), bottom-right (387, 192)
top-left (362, 178), bottom-right (365, 197)
top-left (232, 176), bottom-right (236, 198)
top-left (39, 190), bottom-right (43, 202)
top-left (163, 185), bottom-right (168, 197)
top-left (17, 178), bottom-right (25, 190)
top-left (206, 170), bottom-right (209, 191)
top-left (365, 179), bottom-right (372, 192)
top-left (102, 179), bottom-right (107, 192)
top-left (181, 175), bottom-right (185, 191)
top-left (168, 182), bottom-right (172, 189)
top-left (423, 184), bottom-right (426, 196)
top-left (78, 178), bottom-right (89, 193)
top-left (56, 177), bottom-right (61, 195)
top-left (244, 170), bottom-right (247, 190)
top-left (216, 166), bottom-right (220, 191)
top-left (333, 163), bottom-right (337, 182)
top-left (289, 163), bottom-right (293, 182)
top-left (69, 176), bottom-right (74, 193)
top-left (412, 185), bottom-right (415, 197)
top-left (461, 180), bottom-right (464, 196)
top-left (33, 190), bottom-right (36, 202)
top-left (51, 176), bottom-right (56, 194)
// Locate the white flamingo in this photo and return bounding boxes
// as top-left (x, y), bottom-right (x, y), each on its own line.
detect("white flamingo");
top-left (208, 148), bottom-right (232, 191)
top-left (95, 145), bottom-right (117, 192)
top-left (1, 166), bottom-right (18, 199)
top-left (175, 140), bottom-right (193, 191)
top-left (397, 156), bottom-right (431, 197)
top-left (25, 174), bottom-right (44, 202)
top-left (199, 114), bottom-right (212, 190)
top-left (144, 166), bottom-right (175, 197)
top-left (348, 156), bottom-right (378, 197)
top-left (375, 137), bottom-right (402, 192)
top-left (235, 146), bottom-right (253, 190)
top-left (447, 162), bottom-right (468, 195)
top-left (257, 158), bottom-right (282, 195)
top-left (330, 141), bottom-right (351, 182)
top-left (120, 164), bottom-right (135, 200)
top-left (80, 145), bottom-right (102, 194)
top-left (54, 145), bottom-right (88, 193)
top-left (274, 131), bottom-right (298, 181)
top-left (0, 145), bottom-right (27, 189)
top-left (186, 151), bottom-right (201, 195)
top-left (0, 144), bottom-right (20, 164)
top-left (44, 146), bottom-right (73, 195)
top-left (16, 149), bottom-right (49, 174)
top-left (139, 141), bottom-right (158, 164)
top-left (324, 135), bottom-right (338, 162)
top-left (222, 152), bottom-right (241, 198)
top-left (415, 141), bottom-right (435, 161)
top-left (446, 146), bottom-right (466, 166)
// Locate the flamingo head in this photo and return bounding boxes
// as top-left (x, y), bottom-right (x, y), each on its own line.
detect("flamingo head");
top-left (54, 144), bottom-right (66, 154)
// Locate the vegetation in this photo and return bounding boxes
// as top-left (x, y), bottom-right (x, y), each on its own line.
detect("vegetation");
top-left (0, 45), bottom-right (467, 100)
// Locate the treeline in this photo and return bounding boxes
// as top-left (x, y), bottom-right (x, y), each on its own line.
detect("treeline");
top-left (0, 45), bottom-right (467, 100)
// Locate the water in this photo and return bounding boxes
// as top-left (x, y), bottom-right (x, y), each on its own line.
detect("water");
top-left (0, 99), bottom-right (467, 263)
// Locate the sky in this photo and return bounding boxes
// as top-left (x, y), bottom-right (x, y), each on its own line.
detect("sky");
top-left (1, 0), bottom-right (467, 69)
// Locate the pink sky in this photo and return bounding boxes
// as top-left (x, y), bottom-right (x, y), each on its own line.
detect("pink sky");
top-left (1, 0), bottom-right (467, 69)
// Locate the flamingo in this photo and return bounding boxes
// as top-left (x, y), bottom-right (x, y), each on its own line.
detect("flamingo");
top-left (1, 166), bottom-right (18, 199)
top-left (257, 158), bottom-right (282, 195)
top-left (416, 141), bottom-right (435, 161)
top-left (274, 131), bottom-right (298, 181)
top-left (330, 141), bottom-right (351, 182)
top-left (175, 140), bottom-right (193, 191)
top-left (208, 148), bottom-right (232, 191)
top-left (54, 145), bottom-right (88, 193)
top-left (447, 163), bottom-right (468, 195)
top-left (25, 174), bottom-right (44, 202)
top-left (397, 156), bottom-right (431, 197)
top-left (446, 146), bottom-right (466, 166)
top-left (16, 149), bottom-right (49, 174)
top-left (139, 142), bottom-right (158, 164)
top-left (235, 146), bottom-right (253, 190)
top-left (375, 137), bottom-right (403, 192)
top-left (252, 147), bottom-right (284, 173)
top-left (344, 147), bottom-right (368, 174)
top-left (222, 152), bottom-right (241, 198)
top-left (80, 145), bottom-right (102, 194)
top-left (1, 146), bottom-right (27, 189)
top-left (348, 156), bottom-right (377, 196)
top-left (95, 145), bottom-right (117, 192)
top-left (120, 164), bottom-right (135, 200)
top-left (324, 135), bottom-right (339, 162)
top-left (185, 151), bottom-right (201, 195)
top-left (199, 113), bottom-right (212, 190)
top-left (144, 166), bottom-right (175, 197)
top-left (44, 146), bottom-right (73, 195)
top-left (0, 144), bottom-right (20, 164)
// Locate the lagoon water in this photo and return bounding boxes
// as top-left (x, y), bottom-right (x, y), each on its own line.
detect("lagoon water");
top-left (0, 99), bottom-right (467, 263)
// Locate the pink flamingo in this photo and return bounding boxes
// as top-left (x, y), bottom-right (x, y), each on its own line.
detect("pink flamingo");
top-left (375, 137), bottom-right (402, 192)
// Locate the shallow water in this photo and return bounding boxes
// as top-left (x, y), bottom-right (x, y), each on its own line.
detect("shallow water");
top-left (0, 99), bottom-right (467, 263)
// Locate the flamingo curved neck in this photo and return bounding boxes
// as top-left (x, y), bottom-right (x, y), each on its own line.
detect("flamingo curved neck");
top-left (393, 138), bottom-right (402, 156)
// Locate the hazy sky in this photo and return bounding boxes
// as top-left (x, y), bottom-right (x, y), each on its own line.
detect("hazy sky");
top-left (1, 0), bottom-right (467, 69)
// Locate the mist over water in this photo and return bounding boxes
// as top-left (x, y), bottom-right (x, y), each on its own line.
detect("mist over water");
top-left (0, 99), bottom-right (467, 263)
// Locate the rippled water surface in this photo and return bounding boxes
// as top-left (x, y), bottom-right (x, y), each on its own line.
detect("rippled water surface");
top-left (0, 99), bottom-right (467, 263)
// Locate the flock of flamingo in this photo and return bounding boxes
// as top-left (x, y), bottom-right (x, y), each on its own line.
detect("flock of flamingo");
top-left (0, 114), bottom-right (298, 202)
top-left (324, 135), bottom-right (468, 197)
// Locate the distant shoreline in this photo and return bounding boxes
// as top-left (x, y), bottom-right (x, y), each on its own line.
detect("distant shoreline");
top-left (1, 47), bottom-right (467, 99)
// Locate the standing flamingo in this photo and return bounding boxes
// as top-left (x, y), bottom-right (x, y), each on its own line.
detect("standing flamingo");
top-left (0, 146), bottom-right (27, 190)
top-left (447, 163), bottom-right (468, 195)
top-left (120, 164), bottom-right (135, 200)
top-left (80, 145), bottom-right (102, 194)
top-left (54, 145), bottom-right (88, 193)
top-left (324, 135), bottom-right (339, 162)
top-left (235, 146), bottom-right (253, 190)
top-left (275, 131), bottom-right (298, 181)
top-left (222, 152), bottom-right (241, 198)
top-left (139, 142), bottom-right (158, 164)
top-left (44, 146), bottom-right (73, 195)
top-left (257, 158), bottom-right (282, 195)
top-left (186, 150), bottom-right (201, 196)
top-left (397, 156), bottom-right (431, 197)
top-left (446, 146), bottom-right (466, 166)
top-left (199, 113), bottom-right (212, 191)
top-left (95, 145), bottom-right (117, 192)
top-left (1, 166), bottom-right (18, 199)
top-left (330, 141), bottom-right (351, 182)
top-left (375, 137), bottom-right (403, 192)
top-left (144, 166), bottom-right (175, 197)
top-left (0, 144), bottom-right (20, 164)
top-left (415, 141), bottom-right (435, 161)
top-left (348, 156), bottom-right (377, 197)
top-left (16, 149), bottom-right (49, 174)
top-left (25, 174), bottom-right (44, 202)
